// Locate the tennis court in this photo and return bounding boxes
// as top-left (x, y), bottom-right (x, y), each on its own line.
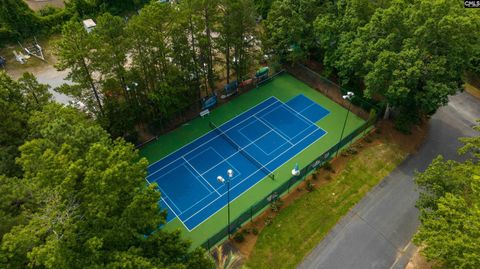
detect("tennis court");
top-left (147, 94), bottom-right (330, 231)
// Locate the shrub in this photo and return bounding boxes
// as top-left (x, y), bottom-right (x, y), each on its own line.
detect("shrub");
top-left (270, 199), bottom-right (284, 212)
top-left (252, 227), bottom-right (258, 235)
top-left (347, 147), bottom-right (358, 155)
top-left (311, 172), bottom-right (318, 180)
top-left (321, 161), bottom-right (333, 171)
top-left (306, 180), bottom-right (315, 192)
top-left (233, 232), bottom-right (245, 243)
top-left (264, 216), bottom-right (274, 226)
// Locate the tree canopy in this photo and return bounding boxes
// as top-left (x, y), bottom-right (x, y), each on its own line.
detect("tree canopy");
top-left (0, 103), bottom-right (213, 268)
top-left (414, 124), bottom-right (480, 269)
top-left (0, 72), bottom-right (51, 177)
top-left (274, 0), bottom-right (479, 131)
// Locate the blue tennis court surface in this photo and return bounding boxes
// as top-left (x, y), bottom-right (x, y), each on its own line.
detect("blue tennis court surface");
top-left (147, 95), bottom-right (330, 230)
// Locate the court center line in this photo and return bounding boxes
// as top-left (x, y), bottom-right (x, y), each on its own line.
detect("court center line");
top-left (156, 185), bottom-right (183, 214)
top-left (297, 102), bottom-right (316, 113)
top-left (177, 191), bottom-right (220, 220)
top-left (182, 125), bottom-right (326, 224)
top-left (147, 97), bottom-right (279, 169)
top-left (199, 129), bottom-right (274, 177)
top-left (249, 137), bottom-right (289, 157)
top-left (272, 96), bottom-right (322, 127)
top-left (150, 162), bottom-right (214, 198)
top-left (161, 196), bottom-right (180, 219)
top-left (182, 157), bottom-right (220, 195)
top-left (237, 120), bottom-right (290, 156)
top-left (253, 114), bottom-right (294, 145)
top-left (147, 99), bottom-right (282, 179)
top-left (155, 96), bottom-right (332, 229)
top-left (183, 127), bottom-right (328, 230)
top-left (184, 146), bottom-right (222, 167)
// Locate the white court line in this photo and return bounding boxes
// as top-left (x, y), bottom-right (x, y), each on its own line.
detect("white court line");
top-left (176, 158), bottom-right (242, 218)
top-left (182, 157), bottom-right (220, 195)
top-left (237, 117), bottom-right (269, 137)
top-left (146, 99), bottom-right (282, 179)
top-left (250, 137), bottom-right (289, 157)
top-left (273, 96), bottom-right (322, 127)
top-left (147, 97), bottom-right (279, 169)
top-left (151, 162), bottom-right (212, 197)
top-left (183, 125), bottom-right (327, 225)
top-left (151, 162), bottom-right (215, 213)
top-left (298, 102), bottom-right (316, 113)
top-left (161, 196), bottom-right (179, 219)
top-left (157, 185), bottom-right (183, 214)
top-left (208, 147), bottom-right (243, 186)
top-left (174, 148), bottom-right (243, 217)
top-left (183, 127), bottom-right (328, 231)
top-left (199, 129), bottom-right (274, 176)
top-left (177, 191), bottom-right (219, 219)
top-left (254, 114), bottom-right (294, 145)
top-left (289, 124), bottom-right (318, 142)
top-left (236, 118), bottom-right (291, 156)
top-left (184, 146), bottom-right (222, 166)
top-left (293, 94), bottom-right (331, 117)
top-left (151, 96), bottom-right (330, 231)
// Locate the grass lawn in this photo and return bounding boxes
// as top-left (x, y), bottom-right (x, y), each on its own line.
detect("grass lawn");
top-left (244, 137), bottom-right (407, 269)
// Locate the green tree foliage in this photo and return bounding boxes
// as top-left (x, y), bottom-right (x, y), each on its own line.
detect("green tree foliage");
top-left (126, 2), bottom-right (194, 128)
top-left (191, 0), bottom-right (221, 91)
top-left (0, 104), bottom-right (214, 268)
top-left (414, 124), bottom-right (480, 269)
top-left (56, 1), bottom-right (260, 140)
top-left (55, 20), bottom-right (104, 116)
top-left (315, 0), bottom-right (480, 131)
top-left (66, 0), bottom-right (149, 17)
top-left (0, 0), bottom-right (40, 38)
top-left (0, 72), bottom-right (51, 177)
top-left (219, 0), bottom-right (257, 83)
top-left (254, 0), bottom-right (274, 19)
top-left (263, 0), bottom-right (323, 62)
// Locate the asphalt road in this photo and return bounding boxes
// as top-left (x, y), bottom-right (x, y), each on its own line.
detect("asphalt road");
top-left (33, 66), bottom-right (72, 104)
top-left (297, 91), bottom-right (480, 269)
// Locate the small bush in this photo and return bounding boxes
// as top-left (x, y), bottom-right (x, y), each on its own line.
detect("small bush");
top-left (252, 227), bottom-right (259, 235)
top-left (270, 199), bottom-right (284, 212)
top-left (347, 147), bottom-right (358, 155)
top-left (233, 232), bottom-right (245, 243)
top-left (311, 172), bottom-right (318, 180)
top-left (306, 180), bottom-right (315, 192)
top-left (321, 161), bottom-right (333, 171)
top-left (264, 216), bottom-right (274, 226)
top-left (364, 137), bottom-right (373, 143)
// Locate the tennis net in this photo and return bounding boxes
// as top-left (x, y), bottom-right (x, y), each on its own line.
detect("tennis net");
top-left (209, 121), bottom-right (275, 180)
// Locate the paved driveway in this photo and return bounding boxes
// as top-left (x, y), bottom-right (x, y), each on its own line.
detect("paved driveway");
top-left (297, 92), bottom-right (480, 269)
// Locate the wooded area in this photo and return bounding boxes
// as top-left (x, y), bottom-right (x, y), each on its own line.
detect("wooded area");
top-left (0, 0), bottom-right (479, 268)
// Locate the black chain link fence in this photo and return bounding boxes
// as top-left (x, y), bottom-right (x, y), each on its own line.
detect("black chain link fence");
top-left (200, 67), bottom-right (381, 250)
